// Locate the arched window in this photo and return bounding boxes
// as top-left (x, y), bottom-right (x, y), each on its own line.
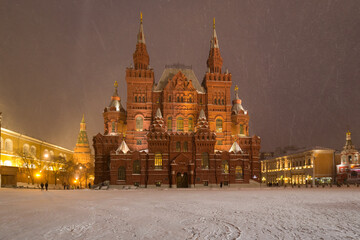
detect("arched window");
top-left (189, 97), bottom-right (192, 103)
top-left (349, 155), bottom-right (352, 163)
top-left (235, 166), bottom-right (243, 179)
top-left (202, 152), bottom-right (209, 169)
top-left (143, 96), bottom-right (145, 102)
top-left (43, 149), bottom-right (49, 159)
top-left (177, 96), bottom-right (180, 102)
top-left (222, 160), bottom-right (229, 174)
top-left (155, 153), bottom-right (162, 169)
top-left (169, 95), bottom-right (172, 102)
top-left (188, 117), bottom-right (194, 132)
top-left (183, 142), bottom-right (188, 152)
top-left (240, 124), bottom-right (244, 134)
top-left (176, 142), bottom-right (181, 152)
top-left (181, 96), bottom-right (184, 102)
top-left (222, 99), bottom-right (224, 105)
top-left (118, 166), bottom-right (126, 180)
top-left (214, 99), bottom-right (217, 105)
top-left (23, 144), bottom-right (30, 155)
top-left (135, 96), bottom-right (137, 102)
top-left (30, 146), bottom-right (36, 156)
top-left (133, 160), bottom-right (141, 174)
top-left (136, 116), bottom-right (143, 131)
top-left (177, 117), bottom-right (184, 132)
top-left (167, 117), bottom-right (172, 131)
top-left (4, 139), bottom-right (13, 152)
top-left (216, 119), bottom-right (223, 132)
top-left (49, 150), bottom-right (54, 160)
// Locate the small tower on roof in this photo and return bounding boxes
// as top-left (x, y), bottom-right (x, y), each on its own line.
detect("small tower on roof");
top-left (231, 85), bottom-right (250, 137)
top-left (74, 114), bottom-right (92, 165)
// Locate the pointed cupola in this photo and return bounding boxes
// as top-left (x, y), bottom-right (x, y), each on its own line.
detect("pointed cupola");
top-left (207, 18), bottom-right (223, 73)
top-left (196, 109), bottom-right (210, 132)
top-left (149, 108), bottom-right (166, 133)
top-left (133, 12), bottom-right (150, 70)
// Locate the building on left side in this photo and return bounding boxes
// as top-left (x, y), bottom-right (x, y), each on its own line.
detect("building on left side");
top-left (0, 128), bottom-right (73, 188)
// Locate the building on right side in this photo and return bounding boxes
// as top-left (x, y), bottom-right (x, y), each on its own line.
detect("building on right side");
top-left (261, 147), bottom-right (336, 186)
top-left (336, 131), bottom-right (360, 184)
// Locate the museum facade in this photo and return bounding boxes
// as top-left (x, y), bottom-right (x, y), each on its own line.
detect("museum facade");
top-left (93, 16), bottom-right (261, 187)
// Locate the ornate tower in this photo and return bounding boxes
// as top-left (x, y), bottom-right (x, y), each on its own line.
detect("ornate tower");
top-left (231, 85), bottom-right (250, 137)
top-left (103, 81), bottom-right (126, 136)
top-left (125, 12), bottom-right (154, 151)
top-left (74, 115), bottom-right (92, 164)
top-left (203, 18), bottom-right (232, 151)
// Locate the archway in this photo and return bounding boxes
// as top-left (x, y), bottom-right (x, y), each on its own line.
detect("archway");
top-left (176, 172), bottom-right (188, 188)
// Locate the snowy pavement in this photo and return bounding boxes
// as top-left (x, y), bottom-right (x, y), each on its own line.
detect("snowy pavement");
top-left (0, 187), bottom-right (360, 240)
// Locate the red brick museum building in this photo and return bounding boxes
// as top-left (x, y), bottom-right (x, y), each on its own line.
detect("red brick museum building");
top-left (93, 16), bottom-right (261, 187)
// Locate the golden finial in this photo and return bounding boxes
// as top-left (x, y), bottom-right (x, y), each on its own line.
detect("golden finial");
top-left (347, 130), bottom-right (351, 135)
top-left (140, 12), bottom-right (143, 23)
top-left (213, 18), bottom-right (215, 29)
top-left (114, 81), bottom-right (118, 88)
top-left (234, 85), bottom-right (238, 92)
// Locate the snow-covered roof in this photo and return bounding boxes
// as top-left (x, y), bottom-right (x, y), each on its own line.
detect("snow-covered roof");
top-left (229, 141), bottom-right (243, 154)
top-left (154, 67), bottom-right (205, 93)
top-left (116, 141), bottom-right (130, 154)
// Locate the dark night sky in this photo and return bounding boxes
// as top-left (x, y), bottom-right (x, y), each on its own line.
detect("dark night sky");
top-left (0, 0), bottom-right (359, 152)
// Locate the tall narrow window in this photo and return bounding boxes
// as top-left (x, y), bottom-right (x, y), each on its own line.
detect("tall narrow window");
top-left (143, 96), bottom-right (145, 102)
top-left (240, 124), bottom-right (244, 134)
top-left (202, 152), bottom-right (209, 169)
top-left (177, 117), bottom-right (184, 132)
top-left (4, 139), bottom-right (13, 152)
top-left (181, 96), bottom-right (184, 102)
top-left (23, 144), bottom-right (30, 155)
top-left (188, 117), bottom-right (194, 132)
top-left (135, 96), bottom-right (137, 102)
top-left (216, 119), bottom-right (223, 132)
top-left (133, 160), bottom-right (141, 174)
top-left (177, 96), bottom-right (180, 102)
top-left (169, 95), bottom-right (172, 102)
top-left (189, 97), bottom-right (192, 103)
top-left (155, 153), bottom-right (162, 169)
top-left (222, 99), bottom-right (224, 105)
top-left (222, 160), bottom-right (229, 174)
top-left (136, 116), bottom-right (143, 131)
top-left (235, 166), bottom-right (243, 179)
top-left (112, 122), bottom-right (116, 133)
top-left (118, 166), bottom-right (126, 180)
top-left (167, 117), bottom-right (172, 131)
top-left (214, 99), bottom-right (217, 105)
top-left (183, 142), bottom-right (188, 152)
top-left (176, 142), bottom-right (181, 152)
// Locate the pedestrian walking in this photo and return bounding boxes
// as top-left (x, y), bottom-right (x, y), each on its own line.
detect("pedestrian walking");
top-left (88, 182), bottom-right (91, 189)
top-left (45, 182), bottom-right (48, 191)
top-left (220, 181), bottom-right (223, 188)
top-left (40, 182), bottom-right (44, 191)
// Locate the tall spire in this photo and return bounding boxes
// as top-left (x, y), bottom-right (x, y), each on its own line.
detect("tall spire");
top-left (133, 12), bottom-right (149, 69)
top-left (77, 115), bottom-right (89, 145)
top-left (207, 18), bottom-right (223, 73)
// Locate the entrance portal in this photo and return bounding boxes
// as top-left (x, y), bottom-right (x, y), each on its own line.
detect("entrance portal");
top-left (176, 172), bottom-right (188, 188)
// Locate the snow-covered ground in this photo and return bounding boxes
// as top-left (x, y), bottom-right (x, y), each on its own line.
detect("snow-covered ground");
top-left (0, 187), bottom-right (360, 240)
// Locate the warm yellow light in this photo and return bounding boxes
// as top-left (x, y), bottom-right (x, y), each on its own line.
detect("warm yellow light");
top-left (35, 173), bottom-right (41, 178)
top-left (74, 180), bottom-right (77, 183)
top-left (44, 153), bottom-right (49, 158)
